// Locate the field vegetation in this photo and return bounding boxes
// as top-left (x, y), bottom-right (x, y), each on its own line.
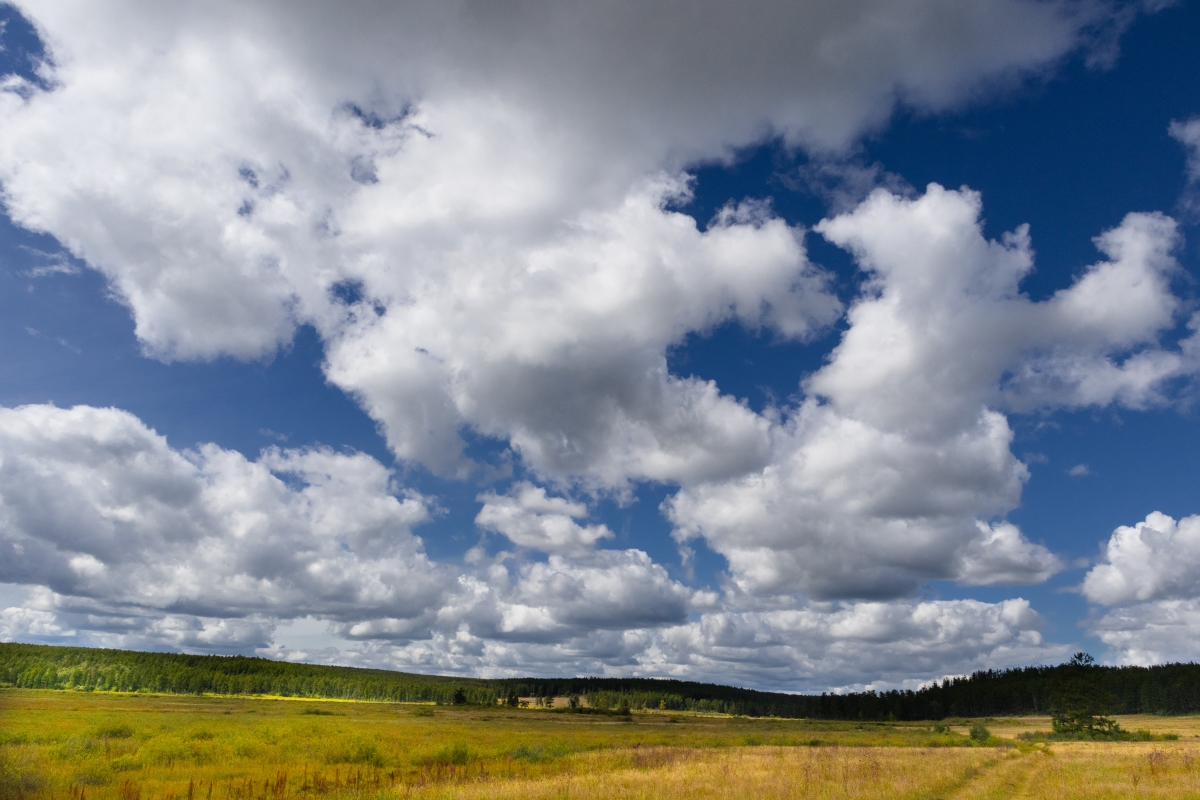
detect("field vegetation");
top-left (3, 689), bottom-right (1199, 800)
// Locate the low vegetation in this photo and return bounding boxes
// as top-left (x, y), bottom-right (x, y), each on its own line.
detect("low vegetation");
top-left (2, 689), bottom-right (1198, 800)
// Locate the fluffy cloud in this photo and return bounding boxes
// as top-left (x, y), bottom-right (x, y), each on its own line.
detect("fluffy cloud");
top-left (0, 598), bottom-right (75, 641)
top-left (301, 596), bottom-right (1063, 691)
top-left (1089, 600), bottom-right (1200, 665)
top-left (1083, 511), bottom-right (1200, 606)
top-left (0, 0), bottom-right (1112, 487)
top-left (0, 402), bottom-right (1072, 687)
top-left (476, 483), bottom-right (614, 556)
top-left (324, 179), bottom-right (831, 484)
top-left (0, 404), bottom-right (453, 646)
top-left (650, 598), bottom-right (1061, 691)
top-left (459, 549), bottom-right (694, 643)
top-left (1079, 512), bottom-right (1200, 665)
top-left (0, 403), bottom-right (705, 653)
top-left (669, 185), bottom-right (1193, 600)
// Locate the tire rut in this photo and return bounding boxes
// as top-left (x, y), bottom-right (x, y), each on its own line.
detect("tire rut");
top-left (942, 749), bottom-right (1037, 800)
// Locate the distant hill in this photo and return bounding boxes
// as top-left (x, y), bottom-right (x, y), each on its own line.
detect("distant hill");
top-left (2, 642), bottom-right (1198, 719)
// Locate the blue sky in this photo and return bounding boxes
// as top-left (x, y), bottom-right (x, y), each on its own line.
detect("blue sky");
top-left (1, 0), bottom-right (1199, 691)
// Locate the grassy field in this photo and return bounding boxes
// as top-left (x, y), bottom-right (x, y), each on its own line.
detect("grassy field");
top-left (2, 690), bottom-right (1199, 799)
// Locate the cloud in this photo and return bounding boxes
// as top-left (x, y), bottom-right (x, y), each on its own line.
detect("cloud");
top-left (1079, 511), bottom-right (1200, 665)
top-left (16, 245), bottom-right (79, 277)
top-left (324, 179), bottom-right (836, 484)
top-left (1090, 599), bottom-right (1200, 665)
top-left (476, 482), bottom-right (613, 556)
top-left (1082, 511), bottom-right (1200, 606)
top-left (0, 403), bottom-right (705, 653)
top-left (0, 402), bottom-right (1075, 687)
top-left (1170, 117), bottom-right (1200, 183)
top-left (0, 404), bottom-right (454, 646)
top-left (669, 185), bottom-right (1194, 600)
top-left (650, 598), bottom-right (1063, 691)
top-left (1170, 116), bottom-right (1200, 216)
top-left (0, 0), bottom-right (1115, 487)
top-left (315, 595), bottom-right (1065, 691)
top-left (1068, 463), bottom-right (1090, 476)
top-left (0, 599), bottom-right (75, 641)
top-left (458, 549), bottom-right (694, 644)
top-left (781, 159), bottom-right (913, 214)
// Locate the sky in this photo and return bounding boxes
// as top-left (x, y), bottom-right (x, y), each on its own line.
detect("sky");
top-left (1, 0), bottom-right (1199, 693)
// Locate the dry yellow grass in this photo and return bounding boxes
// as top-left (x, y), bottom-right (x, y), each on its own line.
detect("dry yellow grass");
top-left (406, 743), bottom-right (1200, 799)
top-left (406, 746), bottom-right (1003, 800)
top-left (4, 689), bottom-right (1200, 800)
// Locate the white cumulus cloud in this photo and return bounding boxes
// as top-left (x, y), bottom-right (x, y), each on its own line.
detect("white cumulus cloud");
top-left (669, 185), bottom-right (1194, 600)
top-left (0, 404), bottom-right (453, 647)
top-left (1090, 600), bottom-right (1200, 666)
top-left (476, 482), bottom-right (614, 556)
top-left (325, 595), bottom-right (1064, 691)
top-left (650, 598), bottom-right (1060, 691)
top-left (0, 0), bottom-right (1113, 488)
top-left (1080, 512), bottom-right (1200, 665)
top-left (1083, 511), bottom-right (1200, 606)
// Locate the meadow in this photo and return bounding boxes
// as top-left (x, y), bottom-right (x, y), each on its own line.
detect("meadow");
top-left (2, 689), bottom-right (1199, 800)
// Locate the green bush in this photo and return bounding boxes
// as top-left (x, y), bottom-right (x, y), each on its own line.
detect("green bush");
top-left (969, 723), bottom-right (991, 743)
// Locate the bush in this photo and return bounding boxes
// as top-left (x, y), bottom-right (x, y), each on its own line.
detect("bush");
top-left (969, 723), bottom-right (991, 743)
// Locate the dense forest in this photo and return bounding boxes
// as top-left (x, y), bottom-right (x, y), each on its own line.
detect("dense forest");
top-left (1, 643), bottom-right (1198, 719)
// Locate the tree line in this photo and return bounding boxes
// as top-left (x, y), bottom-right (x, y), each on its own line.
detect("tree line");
top-left (2, 643), bottom-right (1197, 719)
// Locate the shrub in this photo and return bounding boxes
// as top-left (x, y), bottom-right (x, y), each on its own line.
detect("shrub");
top-left (969, 723), bottom-right (991, 743)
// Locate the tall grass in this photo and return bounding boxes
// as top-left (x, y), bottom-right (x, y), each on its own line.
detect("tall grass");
top-left (2, 689), bottom-right (1198, 800)
top-left (406, 746), bottom-right (1004, 800)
